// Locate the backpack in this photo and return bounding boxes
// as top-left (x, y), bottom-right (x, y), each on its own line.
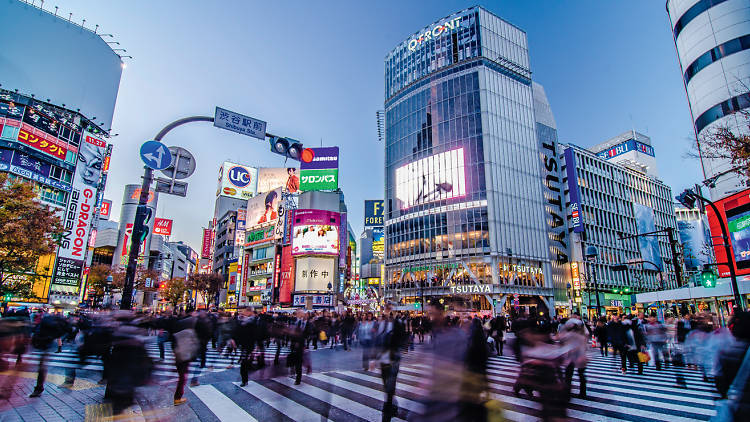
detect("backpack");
top-left (173, 328), bottom-right (199, 363)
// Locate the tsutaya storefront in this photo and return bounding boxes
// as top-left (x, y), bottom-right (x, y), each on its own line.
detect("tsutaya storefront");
top-left (386, 259), bottom-right (552, 314)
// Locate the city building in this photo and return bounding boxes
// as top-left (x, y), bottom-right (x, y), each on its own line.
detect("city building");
top-left (0, 1), bottom-right (124, 307)
top-left (667, 0), bottom-right (750, 199)
top-left (590, 131), bottom-right (658, 177)
top-left (383, 7), bottom-right (555, 315)
top-left (559, 142), bottom-right (683, 318)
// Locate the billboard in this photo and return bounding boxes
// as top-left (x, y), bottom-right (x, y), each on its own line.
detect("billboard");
top-left (245, 225), bottom-right (275, 247)
top-left (708, 189), bottom-right (750, 277)
top-left (395, 148), bottom-right (466, 209)
top-left (201, 228), bottom-right (212, 258)
top-left (300, 147), bottom-right (339, 170)
top-left (279, 246), bottom-right (294, 303)
top-left (257, 167), bottom-right (300, 194)
top-left (1, 148), bottom-right (72, 192)
top-left (112, 185), bottom-right (158, 269)
top-left (291, 209), bottom-right (340, 256)
top-left (294, 257), bottom-right (336, 291)
top-left (299, 169), bottom-right (338, 191)
top-left (364, 200), bottom-right (384, 227)
top-left (99, 199), bottom-right (112, 220)
top-left (235, 208), bottom-right (246, 245)
top-left (678, 218), bottom-right (711, 271)
top-left (563, 147), bottom-right (585, 233)
top-left (153, 218), bottom-right (173, 236)
top-left (246, 187), bottom-right (282, 227)
top-left (53, 131), bottom-right (106, 288)
top-left (217, 161), bottom-right (257, 200)
top-left (372, 227), bottom-right (385, 260)
top-left (0, 1), bottom-right (123, 129)
top-left (633, 203), bottom-right (662, 271)
top-left (339, 212), bottom-right (348, 268)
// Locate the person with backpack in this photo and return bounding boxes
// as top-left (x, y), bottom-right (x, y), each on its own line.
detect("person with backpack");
top-left (172, 313), bottom-right (199, 406)
top-left (29, 312), bottom-right (70, 398)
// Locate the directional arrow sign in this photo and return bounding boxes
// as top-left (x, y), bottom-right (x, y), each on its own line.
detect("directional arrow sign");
top-left (140, 141), bottom-right (173, 170)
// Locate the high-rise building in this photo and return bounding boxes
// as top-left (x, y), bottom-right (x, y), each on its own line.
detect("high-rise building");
top-left (383, 7), bottom-right (555, 315)
top-left (667, 0), bottom-right (750, 199)
top-left (0, 1), bottom-right (123, 307)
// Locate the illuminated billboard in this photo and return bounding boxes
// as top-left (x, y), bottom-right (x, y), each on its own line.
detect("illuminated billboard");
top-left (708, 189), bottom-right (750, 277)
top-left (395, 148), bottom-right (466, 209)
top-left (217, 161), bottom-right (257, 200)
top-left (364, 200), bottom-right (384, 227)
top-left (372, 227), bottom-right (385, 260)
top-left (153, 218), bottom-right (173, 236)
top-left (246, 187), bottom-right (282, 227)
top-left (257, 167), bottom-right (300, 194)
top-left (291, 209), bottom-right (340, 256)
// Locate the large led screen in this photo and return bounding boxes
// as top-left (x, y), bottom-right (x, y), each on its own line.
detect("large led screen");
top-left (291, 209), bottom-right (340, 256)
top-left (395, 148), bottom-right (466, 209)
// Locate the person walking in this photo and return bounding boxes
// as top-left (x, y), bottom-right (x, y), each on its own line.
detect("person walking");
top-left (594, 317), bottom-right (608, 357)
top-left (172, 313), bottom-right (199, 406)
top-left (644, 313), bottom-right (667, 370)
top-left (358, 312), bottom-right (376, 371)
top-left (491, 314), bottom-right (506, 356)
top-left (29, 312), bottom-right (69, 398)
top-left (622, 318), bottom-right (644, 375)
top-left (375, 306), bottom-right (406, 422)
top-left (607, 315), bottom-right (626, 372)
top-left (561, 316), bottom-right (589, 398)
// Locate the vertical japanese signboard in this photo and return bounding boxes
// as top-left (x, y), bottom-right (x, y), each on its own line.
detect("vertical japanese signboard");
top-left (201, 229), bottom-right (212, 258)
top-left (53, 132), bottom-right (106, 289)
top-left (563, 147), bottom-right (584, 233)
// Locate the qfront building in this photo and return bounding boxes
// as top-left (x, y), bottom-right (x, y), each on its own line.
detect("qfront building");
top-left (667, 0), bottom-right (750, 199)
top-left (383, 7), bottom-right (556, 315)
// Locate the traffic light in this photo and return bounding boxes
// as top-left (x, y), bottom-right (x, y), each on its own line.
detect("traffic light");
top-left (268, 136), bottom-right (303, 160)
top-left (700, 266), bottom-right (717, 288)
top-left (676, 189), bottom-right (697, 209)
top-left (414, 302), bottom-right (420, 309)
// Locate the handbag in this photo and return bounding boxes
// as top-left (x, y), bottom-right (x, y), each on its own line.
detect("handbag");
top-left (319, 330), bottom-right (327, 341)
top-left (637, 352), bottom-right (651, 363)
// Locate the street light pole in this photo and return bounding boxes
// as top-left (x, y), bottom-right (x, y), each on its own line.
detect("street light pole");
top-left (121, 116), bottom-right (214, 310)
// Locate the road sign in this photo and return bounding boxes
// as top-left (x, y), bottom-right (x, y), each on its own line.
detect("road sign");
top-left (214, 107), bottom-right (267, 140)
top-left (140, 141), bottom-right (172, 170)
top-left (155, 177), bottom-right (188, 197)
top-left (160, 146), bottom-right (196, 179)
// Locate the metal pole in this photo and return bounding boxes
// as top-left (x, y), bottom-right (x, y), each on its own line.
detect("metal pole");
top-left (121, 116), bottom-right (214, 310)
top-left (592, 261), bottom-right (601, 317)
top-left (693, 192), bottom-right (744, 311)
top-left (667, 228), bottom-right (683, 287)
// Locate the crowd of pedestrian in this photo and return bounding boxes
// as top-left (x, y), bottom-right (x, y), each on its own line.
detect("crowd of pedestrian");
top-left (0, 305), bottom-right (748, 420)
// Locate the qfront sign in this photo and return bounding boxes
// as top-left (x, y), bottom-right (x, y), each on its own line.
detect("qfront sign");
top-left (450, 284), bottom-right (491, 294)
top-left (408, 17), bottom-right (462, 52)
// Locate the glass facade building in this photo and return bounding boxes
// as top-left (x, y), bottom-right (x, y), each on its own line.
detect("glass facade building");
top-left (383, 7), bottom-right (555, 314)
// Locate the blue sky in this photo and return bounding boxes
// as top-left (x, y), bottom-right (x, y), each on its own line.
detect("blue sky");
top-left (57, 0), bottom-right (698, 252)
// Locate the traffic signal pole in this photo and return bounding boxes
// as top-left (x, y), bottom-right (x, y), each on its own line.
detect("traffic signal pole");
top-left (121, 116), bottom-right (214, 310)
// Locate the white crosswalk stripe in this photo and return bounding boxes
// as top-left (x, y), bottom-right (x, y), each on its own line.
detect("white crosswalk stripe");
top-left (6, 339), bottom-right (296, 380)
top-left (182, 350), bottom-right (719, 422)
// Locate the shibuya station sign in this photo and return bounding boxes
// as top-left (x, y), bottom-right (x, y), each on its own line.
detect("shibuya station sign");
top-left (408, 17), bottom-right (462, 51)
top-left (450, 284), bottom-right (491, 294)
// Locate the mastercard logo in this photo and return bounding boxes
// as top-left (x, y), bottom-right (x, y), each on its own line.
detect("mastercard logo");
top-left (223, 187), bottom-right (237, 195)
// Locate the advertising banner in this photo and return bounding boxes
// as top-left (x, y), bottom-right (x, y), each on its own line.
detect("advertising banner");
top-left (279, 246), bottom-right (294, 303)
top-left (372, 227), bottom-right (385, 260)
top-left (245, 187), bottom-right (282, 227)
top-left (51, 257), bottom-right (82, 286)
top-left (300, 147), bottom-right (339, 170)
top-left (227, 259), bottom-right (238, 291)
top-left (291, 209), bottom-right (340, 256)
top-left (99, 199), bottom-right (112, 220)
top-left (678, 218), bottom-right (710, 271)
top-left (7, 149), bottom-right (71, 192)
top-left (294, 256), bottom-right (336, 291)
top-left (112, 185), bottom-right (158, 269)
top-left (0, 148), bottom-right (11, 169)
top-left (53, 131), bottom-right (106, 287)
top-left (364, 200), bottom-right (384, 227)
top-left (153, 218), bottom-right (173, 236)
top-left (299, 168), bottom-right (338, 191)
top-left (235, 208), bottom-right (246, 245)
top-left (217, 161), bottom-right (257, 200)
top-left (563, 147), bottom-right (585, 233)
top-left (395, 147), bottom-right (466, 209)
top-left (633, 203), bottom-right (662, 271)
top-left (201, 228), bottom-right (212, 258)
top-left (339, 212), bottom-right (347, 268)
top-left (283, 209), bottom-right (295, 245)
top-left (16, 123), bottom-right (71, 162)
top-left (257, 167), bottom-right (300, 194)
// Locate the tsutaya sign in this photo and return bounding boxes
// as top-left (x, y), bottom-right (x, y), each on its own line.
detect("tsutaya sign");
top-left (451, 284), bottom-right (491, 294)
top-left (408, 17), bottom-right (462, 51)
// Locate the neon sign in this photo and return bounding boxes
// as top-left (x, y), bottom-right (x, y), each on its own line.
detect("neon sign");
top-left (408, 17), bottom-right (462, 52)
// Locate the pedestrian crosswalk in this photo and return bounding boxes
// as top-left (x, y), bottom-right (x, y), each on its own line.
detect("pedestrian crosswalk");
top-left (184, 350), bottom-right (719, 422)
top-left (4, 339), bottom-right (297, 380)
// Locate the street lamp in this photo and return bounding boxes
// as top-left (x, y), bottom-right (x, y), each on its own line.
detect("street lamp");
top-left (677, 188), bottom-right (744, 310)
top-left (584, 245), bottom-right (601, 318)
